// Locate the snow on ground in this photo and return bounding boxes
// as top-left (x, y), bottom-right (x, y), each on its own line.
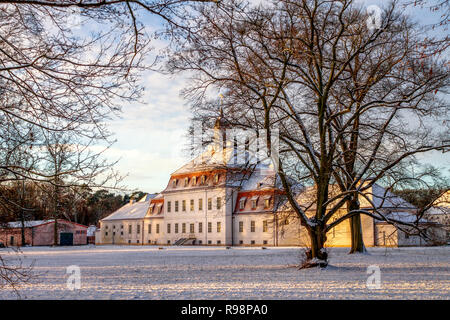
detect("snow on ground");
top-left (0, 245), bottom-right (449, 299)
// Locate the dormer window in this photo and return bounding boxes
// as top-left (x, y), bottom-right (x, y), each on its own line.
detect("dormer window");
top-left (172, 179), bottom-right (177, 188)
top-left (184, 177), bottom-right (189, 187)
top-left (200, 175), bottom-right (206, 185)
top-left (214, 174), bottom-right (219, 184)
top-left (239, 198), bottom-right (246, 210)
top-left (264, 195), bottom-right (271, 209)
top-left (250, 196), bottom-right (259, 209)
top-left (192, 176), bottom-right (197, 185)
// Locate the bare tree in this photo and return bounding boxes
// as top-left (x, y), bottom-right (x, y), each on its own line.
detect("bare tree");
top-left (0, 0), bottom-right (214, 293)
top-left (169, 0), bottom-right (449, 267)
top-left (0, 250), bottom-right (33, 297)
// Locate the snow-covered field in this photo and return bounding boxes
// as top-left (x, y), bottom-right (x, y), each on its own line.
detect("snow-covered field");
top-left (0, 245), bottom-right (449, 299)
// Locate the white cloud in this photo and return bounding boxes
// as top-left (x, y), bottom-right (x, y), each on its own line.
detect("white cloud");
top-left (103, 71), bottom-right (193, 192)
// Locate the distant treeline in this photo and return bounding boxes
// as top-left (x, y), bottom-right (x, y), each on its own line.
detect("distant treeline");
top-left (0, 181), bottom-right (147, 227)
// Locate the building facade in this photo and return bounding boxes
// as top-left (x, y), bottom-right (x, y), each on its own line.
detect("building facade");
top-left (0, 219), bottom-right (88, 246)
top-left (98, 120), bottom-right (445, 247)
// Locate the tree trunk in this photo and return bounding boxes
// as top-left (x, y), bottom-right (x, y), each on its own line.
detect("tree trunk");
top-left (303, 227), bottom-right (328, 268)
top-left (348, 198), bottom-right (366, 253)
top-left (54, 218), bottom-right (58, 246)
top-left (20, 213), bottom-right (26, 247)
top-left (20, 180), bottom-right (26, 246)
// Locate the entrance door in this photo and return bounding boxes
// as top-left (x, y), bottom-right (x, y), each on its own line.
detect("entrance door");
top-left (60, 233), bottom-right (74, 246)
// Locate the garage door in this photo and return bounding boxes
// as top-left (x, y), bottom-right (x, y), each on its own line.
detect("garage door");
top-left (60, 233), bottom-right (73, 246)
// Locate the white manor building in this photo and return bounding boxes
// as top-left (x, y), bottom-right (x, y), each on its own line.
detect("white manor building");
top-left (97, 117), bottom-right (447, 247)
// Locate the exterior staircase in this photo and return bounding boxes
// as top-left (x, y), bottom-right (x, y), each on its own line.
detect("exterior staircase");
top-left (173, 238), bottom-right (196, 245)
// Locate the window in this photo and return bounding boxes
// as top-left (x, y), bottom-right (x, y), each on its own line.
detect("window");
top-left (175, 223), bottom-right (179, 233)
top-left (156, 224), bottom-right (160, 234)
top-left (251, 240), bottom-right (255, 245)
top-left (113, 225), bottom-right (115, 229)
top-left (251, 221), bottom-right (255, 232)
top-left (190, 199), bottom-right (194, 211)
top-left (198, 222), bottom-right (203, 233)
top-left (190, 223), bottom-right (194, 233)
top-left (239, 221), bottom-right (243, 233)
top-left (217, 222), bottom-right (221, 233)
top-left (184, 177), bottom-right (189, 187)
top-left (158, 205), bottom-right (162, 214)
top-left (167, 240), bottom-right (171, 244)
top-left (175, 201), bottom-right (179, 212)
top-left (239, 240), bottom-right (243, 245)
top-left (121, 231), bottom-right (123, 236)
top-left (198, 240), bottom-right (202, 245)
top-left (182, 223), bottom-right (186, 233)
top-left (217, 240), bottom-right (221, 244)
top-left (182, 200), bottom-right (186, 211)
top-left (263, 220), bottom-right (268, 233)
top-left (263, 240), bottom-right (268, 245)
top-left (251, 200), bottom-right (257, 209)
top-left (167, 223), bottom-right (171, 234)
top-left (148, 224), bottom-right (152, 234)
top-left (200, 175), bottom-right (206, 185)
top-left (105, 232), bottom-right (108, 236)
top-left (128, 225), bottom-right (132, 234)
top-left (208, 240), bottom-right (212, 245)
top-left (217, 197), bottom-right (222, 210)
top-left (264, 198), bottom-right (270, 209)
top-left (137, 240), bottom-right (140, 244)
top-left (193, 176), bottom-right (197, 185)
top-left (172, 179), bottom-right (177, 188)
top-left (208, 222), bottom-right (212, 233)
top-left (208, 198), bottom-right (212, 210)
top-left (214, 174), bottom-right (219, 184)
top-left (167, 201), bottom-right (171, 212)
top-left (137, 224), bottom-right (140, 234)
top-left (239, 198), bottom-right (246, 210)
top-left (199, 198), bottom-right (203, 211)
top-left (106, 225), bottom-right (108, 229)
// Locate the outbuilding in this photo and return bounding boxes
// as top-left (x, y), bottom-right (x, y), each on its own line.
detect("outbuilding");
top-left (0, 219), bottom-right (88, 246)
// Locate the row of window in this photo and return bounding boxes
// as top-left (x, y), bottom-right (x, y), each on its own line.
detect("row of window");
top-left (165, 196), bottom-right (273, 213)
top-left (172, 174), bottom-right (221, 188)
top-left (239, 197), bottom-right (271, 210)
top-left (106, 222), bottom-right (221, 235)
top-left (105, 220), bottom-right (271, 237)
top-left (167, 197), bottom-right (222, 213)
top-left (122, 239), bottom-right (269, 245)
top-left (158, 222), bottom-right (221, 234)
top-left (239, 220), bottom-right (269, 233)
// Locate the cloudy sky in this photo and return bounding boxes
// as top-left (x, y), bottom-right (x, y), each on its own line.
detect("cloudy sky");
top-left (100, 1), bottom-right (449, 194)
